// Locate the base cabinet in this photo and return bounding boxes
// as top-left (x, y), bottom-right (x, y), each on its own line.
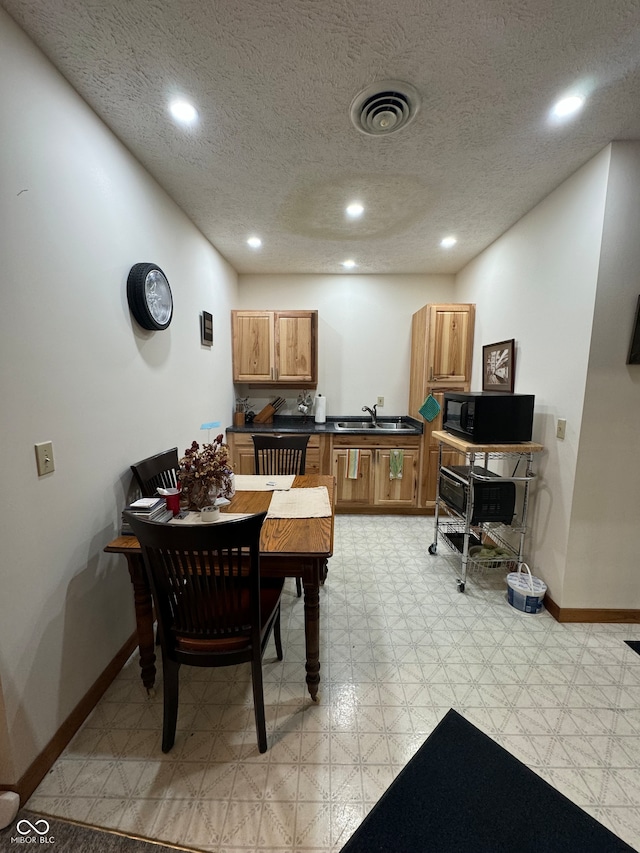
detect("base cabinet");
top-left (422, 390), bottom-right (464, 506)
top-left (332, 438), bottom-right (420, 510)
top-left (228, 431), bottom-right (422, 512)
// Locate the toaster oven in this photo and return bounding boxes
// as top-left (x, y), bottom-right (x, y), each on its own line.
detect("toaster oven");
top-left (438, 465), bottom-right (516, 525)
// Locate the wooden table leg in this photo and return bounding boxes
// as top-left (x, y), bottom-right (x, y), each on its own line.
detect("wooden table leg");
top-left (124, 553), bottom-right (156, 692)
top-left (321, 558), bottom-right (328, 584)
top-left (302, 562), bottom-right (321, 702)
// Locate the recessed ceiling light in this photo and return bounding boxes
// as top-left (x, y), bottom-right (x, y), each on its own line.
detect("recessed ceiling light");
top-left (440, 236), bottom-right (457, 248)
top-left (346, 202), bottom-right (364, 218)
top-left (551, 94), bottom-right (585, 119)
top-left (169, 99), bottom-right (198, 125)
top-left (342, 259), bottom-right (357, 269)
top-left (247, 236), bottom-right (262, 249)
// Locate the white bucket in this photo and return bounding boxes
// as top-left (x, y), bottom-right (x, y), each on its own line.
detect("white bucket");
top-left (506, 564), bottom-right (547, 614)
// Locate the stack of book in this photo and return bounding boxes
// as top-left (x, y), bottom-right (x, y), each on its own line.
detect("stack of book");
top-left (121, 497), bottom-right (173, 535)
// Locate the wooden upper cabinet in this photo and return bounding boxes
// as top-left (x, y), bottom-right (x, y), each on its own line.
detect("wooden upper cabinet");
top-left (408, 303), bottom-right (475, 417)
top-left (232, 310), bottom-right (318, 386)
top-left (275, 313), bottom-right (315, 382)
top-left (428, 305), bottom-right (474, 385)
top-left (232, 311), bottom-right (275, 382)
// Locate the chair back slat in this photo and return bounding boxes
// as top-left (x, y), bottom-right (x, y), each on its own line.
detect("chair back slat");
top-left (252, 434), bottom-right (309, 475)
top-left (131, 448), bottom-right (179, 497)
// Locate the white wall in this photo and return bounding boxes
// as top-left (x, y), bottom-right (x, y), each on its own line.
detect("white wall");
top-left (0, 10), bottom-right (237, 783)
top-left (455, 149), bottom-right (612, 606)
top-left (237, 274), bottom-right (455, 416)
top-left (564, 143), bottom-right (640, 607)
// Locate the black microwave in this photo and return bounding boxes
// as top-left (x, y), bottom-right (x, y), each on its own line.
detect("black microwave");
top-left (443, 392), bottom-right (535, 443)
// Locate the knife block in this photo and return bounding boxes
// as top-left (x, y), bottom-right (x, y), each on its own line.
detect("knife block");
top-left (253, 403), bottom-right (276, 423)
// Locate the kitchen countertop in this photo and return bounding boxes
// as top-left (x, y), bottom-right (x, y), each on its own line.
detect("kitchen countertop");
top-left (227, 415), bottom-right (423, 436)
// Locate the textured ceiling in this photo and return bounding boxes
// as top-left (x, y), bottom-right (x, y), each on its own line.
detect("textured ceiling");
top-left (3, 0), bottom-right (640, 274)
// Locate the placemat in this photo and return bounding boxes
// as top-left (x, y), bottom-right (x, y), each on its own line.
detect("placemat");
top-left (234, 474), bottom-right (295, 491)
top-left (266, 486), bottom-right (331, 518)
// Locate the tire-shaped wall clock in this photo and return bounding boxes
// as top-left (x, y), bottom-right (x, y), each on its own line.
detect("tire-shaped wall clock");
top-left (127, 263), bottom-right (173, 330)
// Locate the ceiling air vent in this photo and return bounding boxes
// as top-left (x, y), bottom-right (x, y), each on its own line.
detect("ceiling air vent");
top-left (350, 80), bottom-right (421, 136)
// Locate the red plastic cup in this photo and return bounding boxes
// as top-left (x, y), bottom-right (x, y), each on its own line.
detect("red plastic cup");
top-left (165, 490), bottom-right (181, 515)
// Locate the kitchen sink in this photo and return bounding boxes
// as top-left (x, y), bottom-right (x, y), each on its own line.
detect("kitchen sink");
top-left (336, 421), bottom-right (377, 429)
top-left (335, 420), bottom-right (417, 432)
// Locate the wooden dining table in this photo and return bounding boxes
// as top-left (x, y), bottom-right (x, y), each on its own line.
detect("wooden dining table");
top-left (104, 473), bottom-right (336, 702)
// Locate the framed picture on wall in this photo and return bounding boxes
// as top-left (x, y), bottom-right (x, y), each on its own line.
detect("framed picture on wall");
top-left (201, 311), bottom-right (213, 346)
top-left (482, 339), bottom-right (515, 392)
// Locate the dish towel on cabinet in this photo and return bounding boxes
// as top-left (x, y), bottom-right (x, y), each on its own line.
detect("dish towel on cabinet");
top-left (389, 449), bottom-right (404, 480)
top-left (347, 449), bottom-right (360, 479)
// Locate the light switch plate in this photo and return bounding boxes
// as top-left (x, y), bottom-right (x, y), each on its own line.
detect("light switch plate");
top-left (377, 396), bottom-right (384, 407)
top-left (556, 418), bottom-right (566, 440)
top-left (35, 441), bottom-right (55, 475)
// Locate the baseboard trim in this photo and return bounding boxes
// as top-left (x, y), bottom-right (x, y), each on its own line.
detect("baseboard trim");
top-left (544, 595), bottom-right (640, 623)
top-left (1, 631), bottom-right (138, 805)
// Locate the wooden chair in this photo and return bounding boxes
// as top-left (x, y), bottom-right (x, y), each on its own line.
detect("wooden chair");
top-left (252, 433), bottom-right (310, 597)
top-left (252, 433), bottom-right (309, 478)
top-left (130, 447), bottom-right (179, 497)
top-left (123, 511), bottom-right (283, 754)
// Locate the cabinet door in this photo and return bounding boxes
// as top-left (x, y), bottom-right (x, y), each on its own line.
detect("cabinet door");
top-left (232, 311), bottom-right (275, 382)
top-left (305, 437), bottom-right (321, 473)
top-left (374, 449), bottom-right (418, 506)
top-left (333, 450), bottom-right (373, 505)
top-left (227, 435), bottom-right (257, 474)
top-left (274, 312), bottom-right (317, 383)
top-left (427, 305), bottom-right (474, 387)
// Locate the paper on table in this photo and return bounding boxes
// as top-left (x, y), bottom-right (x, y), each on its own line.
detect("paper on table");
top-left (266, 486), bottom-right (331, 518)
top-left (234, 474), bottom-right (295, 491)
top-left (169, 512), bottom-right (250, 525)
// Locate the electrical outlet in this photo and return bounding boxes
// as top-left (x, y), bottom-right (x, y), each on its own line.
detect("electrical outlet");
top-left (35, 441), bottom-right (55, 475)
top-left (376, 396), bottom-right (384, 407)
top-left (556, 418), bottom-right (566, 440)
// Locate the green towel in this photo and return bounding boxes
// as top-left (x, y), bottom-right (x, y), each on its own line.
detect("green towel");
top-left (347, 448), bottom-right (360, 479)
top-left (389, 449), bottom-right (404, 480)
top-left (419, 394), bottom-right (441, 422)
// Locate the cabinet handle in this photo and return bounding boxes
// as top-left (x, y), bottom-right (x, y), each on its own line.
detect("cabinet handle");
top-left (429, 367), bottom-right (433, 381)
top-left (271, 367), bottom-right (274, 380)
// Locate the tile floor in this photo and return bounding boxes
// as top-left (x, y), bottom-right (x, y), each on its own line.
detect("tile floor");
top-left (27, 515), bottom-right (640, 852)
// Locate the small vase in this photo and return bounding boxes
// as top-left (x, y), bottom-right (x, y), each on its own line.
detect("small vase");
top-left (186, 482), bottom-right (220, 511)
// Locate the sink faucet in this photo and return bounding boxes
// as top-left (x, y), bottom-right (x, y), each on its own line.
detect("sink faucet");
top-left (362, 404), bottom-right (378, 426)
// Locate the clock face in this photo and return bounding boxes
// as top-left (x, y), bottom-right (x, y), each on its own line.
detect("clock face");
top-left (127, 263), bottom-right (173, 331)
top-left (144, 269), bottom-right (172, 326)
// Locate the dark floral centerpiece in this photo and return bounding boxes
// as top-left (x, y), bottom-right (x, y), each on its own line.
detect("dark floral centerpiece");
top-left (178, 434), bottom-right (234, 510)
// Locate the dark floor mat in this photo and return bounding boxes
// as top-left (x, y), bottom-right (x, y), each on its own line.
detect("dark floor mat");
top-left (340, 708), bottom-right (634, 853)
